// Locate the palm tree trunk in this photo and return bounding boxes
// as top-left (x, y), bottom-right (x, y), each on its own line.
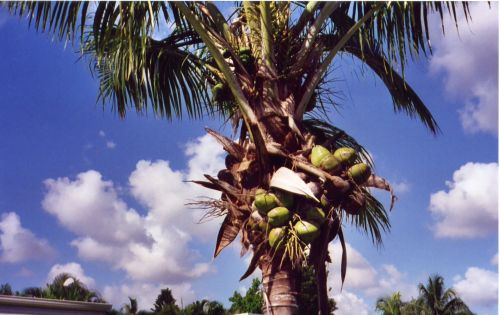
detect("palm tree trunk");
top-left (261, 255), bottom-right (300, 315)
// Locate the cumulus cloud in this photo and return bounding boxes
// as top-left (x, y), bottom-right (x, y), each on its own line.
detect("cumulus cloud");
top-left (328, 242), bottom-right (417, 301)
top-left (429, 162), bottom-right (498, 238)
top-left (47, 262), bottom-right (96, 288)
top-left (453, 267), bottom-right (498, 307)
top-left (0, 212), bottom-right (56, 263)
top-left (332, 290), bottom-right (371, 315)
top-left (42, 171), bottom-right (147, 245)
top-left (429, 3), bottom-right (498, 135)
top-left (106, 141), bottom-right (116, 149)
top-left (103, 282), bottom-right (195, 311)
top-left (42, 134), bottom-right (225, 284)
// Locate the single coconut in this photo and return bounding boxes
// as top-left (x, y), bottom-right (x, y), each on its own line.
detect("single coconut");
top-left (333, 147), bottom-right (356, 165)
top-left (348, 163), bottom-right (372, 184)
top-left (306, 207), bottom-right (326, 225)
top-left (268, 207), bottom-right (291, 227)
top-left (269, 227), bottom-right (286, 249)
top-left (294, 221), bottom-right (320, 244)
top-left (254, 193), bottom-right (278, 215)
top-left (310, 145), bottom-right (331, 167)
top-left (320, 155), bottom-right (341, 172)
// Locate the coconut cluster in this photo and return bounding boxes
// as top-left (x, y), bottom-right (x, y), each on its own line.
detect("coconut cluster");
top-left (249, 187), bottom-right (326, 251)
top-left (310, 145), bottom-right (371, 184)
top-left (247, 146), bottom-right (373, 253)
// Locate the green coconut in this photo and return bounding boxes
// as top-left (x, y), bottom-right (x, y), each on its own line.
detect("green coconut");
top-left (254, 193), bottom-right (278, 215)
top-left (273, 189), bottom-right (294, 208)
top-left (294, 221), bottom-right (320, 244)
top-left (311, 145), bottom-right (331, 167)
top-left (348, 163), bottom-right (372, 184)
top-left (333, 147), bottom-right (357, 165)
top-left (320, 155), bottom-right (341, 172)
top-left (269, 227), bottom-right (286, 249)
top-left (268, 207), bottom-right (290, 227)
top-left (306, 207), bottom-right (326, 225)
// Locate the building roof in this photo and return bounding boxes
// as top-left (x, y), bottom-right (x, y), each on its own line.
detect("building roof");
top-left (0, 294), bottom-right (112, 314)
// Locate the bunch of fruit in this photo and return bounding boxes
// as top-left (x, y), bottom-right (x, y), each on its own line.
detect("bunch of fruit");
top-left (310, 145), bottom-right (371, 184)
top-left (249, 146), bottom-right (373, 252)
top-left (250, 188), bottom-right (326, 251)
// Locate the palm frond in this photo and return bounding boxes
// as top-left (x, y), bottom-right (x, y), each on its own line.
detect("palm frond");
top-left (84, 29), bottom-right (214, 119)
top-left (6, 1), bottom-right (89, 42)
top-left (341, 39), bottom-right (440, 134)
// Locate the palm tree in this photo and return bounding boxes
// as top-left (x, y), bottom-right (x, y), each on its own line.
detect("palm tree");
top-left (416, 275), bottom-right (473, 315)
top-left (6, 2), bottom-right (475, 314)
top-left (376, 292), bottom-right (404, 315)
top-left (44, 273), bottom-right (103, 302)
top-left (123, 297), bottom-right (139, 315)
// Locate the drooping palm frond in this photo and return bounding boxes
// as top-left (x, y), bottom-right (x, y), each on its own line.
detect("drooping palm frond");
top-left (298, 1), bottom-right (471, 133)
top-left (6, 1), bottom-right (231, 121)
top-left (6, 1), bottom-right (90, 42)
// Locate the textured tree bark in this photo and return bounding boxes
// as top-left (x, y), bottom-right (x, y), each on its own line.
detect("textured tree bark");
top-left (261, 256), bottom-right (300, 315)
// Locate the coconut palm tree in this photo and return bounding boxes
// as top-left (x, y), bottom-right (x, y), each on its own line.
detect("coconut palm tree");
top-left (376, 292), bottom-right (405, 315)
top-left (416, 275), bottom-right (473, 315)
top-left (45, 273), bottom-right (103, 302)
top-left (6, 2), bottom-right (474, 314)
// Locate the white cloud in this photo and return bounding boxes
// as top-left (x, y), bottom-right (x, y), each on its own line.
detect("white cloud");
top-left (328, 243), bottom-right (417, 301)
top-left (98, 130), bottom-right (106, 137)
top-left (333, 290), bottom-right (371, 315)
top-left (453, 267), bottom-right (498, 307)
top-left (429, 162), bottom-right (498, 238)
top-left (0, 212), bottom-right (56, 263)
top-left (42, 134), bottom-right (225, 284)
top-left (42, 171), bottom-right (147, 245)
top-left (106, 141), bottom-right (116, 149)
top-left (103, 282), bottom-right (195, 311)
top-left (47, 262), bottom-right (96, 289)
top-left (430, 3), bottom-right (498, 135)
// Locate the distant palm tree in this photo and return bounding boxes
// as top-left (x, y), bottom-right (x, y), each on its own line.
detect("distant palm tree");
top-left (123, 297), bottom-right (139, 315)
top-left (45, 273), bottom-right (103, 302)
top-left (417, 275), bottom-right (473, 315)
top-left (376, 292), bottom-right (404, 315)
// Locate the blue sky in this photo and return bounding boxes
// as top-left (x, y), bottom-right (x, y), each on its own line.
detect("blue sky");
top-left (0, 4), bottom-right (498, 314)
